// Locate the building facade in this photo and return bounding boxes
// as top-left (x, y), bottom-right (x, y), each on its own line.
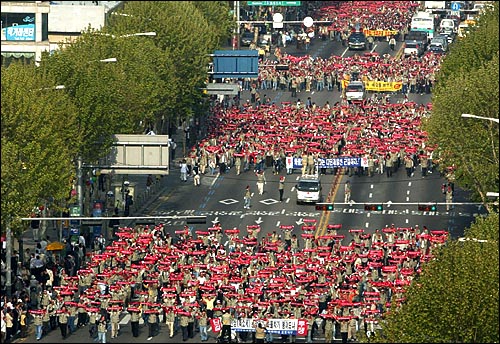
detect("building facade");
top-left (1, 1), bottom-right (122, 65)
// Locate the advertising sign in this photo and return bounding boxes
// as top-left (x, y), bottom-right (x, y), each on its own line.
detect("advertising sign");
top-left (5, 24), bottom-right (35, 41)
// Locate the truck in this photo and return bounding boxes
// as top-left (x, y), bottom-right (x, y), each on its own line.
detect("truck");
top-left (424, 1), bottom-right (446, 10)
top-left (404, 30), bottom-right (429, 56)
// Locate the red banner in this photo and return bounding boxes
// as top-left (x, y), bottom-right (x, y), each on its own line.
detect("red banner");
top-left (297, 319), bottom-right (308, 337)
top-left (210, 318), bottom-right (222, 333)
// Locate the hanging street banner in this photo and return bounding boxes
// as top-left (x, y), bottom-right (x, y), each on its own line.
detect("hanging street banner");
top-left (341, 79), bottom-right (402, 92)
top-left (248, 1), bottom-right (302, 6)
top-left (287, 156), bottom-right (364, 170)
top-left (230, 318), bottom-right (308, 336)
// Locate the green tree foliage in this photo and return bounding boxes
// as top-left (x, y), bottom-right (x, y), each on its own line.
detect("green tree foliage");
top-left (107, 1), bottom-right (225, 127)
top-left (40, 29), bottom-right (169, 161)
top-left (1, 63), bottom-right (80, 234)
top-left (374, 214), bottom-right (499, 343)
top-left (422, 3), bottom-right (499, 209)
top-left (193, 1), bottom-right (235, 47)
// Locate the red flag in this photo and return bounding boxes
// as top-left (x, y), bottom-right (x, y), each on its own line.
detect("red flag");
top-left (297, 319), bottom-right (308, 337)
top-left (210, 317), bottom-right (222, 333)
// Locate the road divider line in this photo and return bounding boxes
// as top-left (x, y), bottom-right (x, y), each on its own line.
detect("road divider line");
top-left (316, 170), bottom-right (343, 238)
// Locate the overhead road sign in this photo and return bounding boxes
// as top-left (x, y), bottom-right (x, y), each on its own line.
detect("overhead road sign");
top-left (211, 50), bottom-right (259, 79)
top-left (248, 1), bottom-right (301, 6)
top-left (450, 2), bottom-right (461, 11)
top-left (204, 84), bottom-right (240, 96)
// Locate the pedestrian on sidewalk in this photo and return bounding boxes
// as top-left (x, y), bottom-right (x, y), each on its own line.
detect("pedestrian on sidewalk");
top-left (244, 186), bottom-right (252, 209)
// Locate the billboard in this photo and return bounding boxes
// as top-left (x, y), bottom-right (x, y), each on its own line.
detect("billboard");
top-left (99, 134), bottom-right (170, 175)
top-left (212, 50), bottom-right (259, 79)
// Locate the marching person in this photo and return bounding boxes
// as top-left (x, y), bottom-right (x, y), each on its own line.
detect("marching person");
top-left (97, 314), bottom-right (107, 343)
top-left (129, 308), bottom-right (141, 338)
top-left (256, 170), bottom-right (266, 195)
top-left (193, 171), bottom-right (201, 186)
top-left (58, 306), bottom-right (69, 339)
top-left (32, 310), bottom-right (44, 341)
top-left (164, 307), bottom-right (176, 338)
top-left (244, 186), bottom-right (252, 209)
top-left (344, 181), bottom-right (351, 204)
top-left (109, 308), bottom-right (120, 339)
top-left (197, 310), bottom-right (208, 342)
top-left (278, 176), bottom-right (285, 202)
top-left (389, 36), bottom-right (396, 50)
top-left (147, 309), bottom-right (159, 341)
top-left (88, 308), bottom-right (99, 340)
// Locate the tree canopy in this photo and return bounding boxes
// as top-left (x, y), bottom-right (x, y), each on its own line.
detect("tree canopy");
top-left (374, 214), bottom-right (499, 343)
top-left (1, 1), bottom-right (233, 232)
top-left (1, 63), bottom-right (80, 232)
top-left (422, 3), bottom-right (499, 210)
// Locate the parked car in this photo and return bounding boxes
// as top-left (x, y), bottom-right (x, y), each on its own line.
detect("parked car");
top-left (430, 35), bottom-right (448, 51)
top-left (348, 31), bottom-right (367, 50)
top-left (427, 43), bottom-right (446, 54)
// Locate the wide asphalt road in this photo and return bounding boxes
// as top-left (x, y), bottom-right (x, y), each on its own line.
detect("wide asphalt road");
top-left (16, 33), bottom-right (485, 344)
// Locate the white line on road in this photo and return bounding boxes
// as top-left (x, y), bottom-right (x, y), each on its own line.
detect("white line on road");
top-left (276, 221), bottom-right (280, 227)
top-left (281, 209), bottom-right (286, 214)
top-left (407, 190), bottom-right (410, 195)
top-left (369, 193), bottom-right (372, 198)
top-left (341, 47), bottom-right (349, 57)
top-left (370, 184), bottom-right (374, 189)
top-left (406, 219), bottom-right (409, 224)
top-left (119, 314), bottom-right (130, 325)
top-left (406, 197), bottom-right (409, 202)
top-left (286, 198), bottom-right (290, 204)
top-left (367, 213), bottom-right (371, 218)
top-left (371, 44), bottom-right (377, 53)
top-left (408, 182), bottom-right (412, 187)
top-left (365, 222), bottom-right (369, 228)
top-left (210, 174), bottom-right (219, 187)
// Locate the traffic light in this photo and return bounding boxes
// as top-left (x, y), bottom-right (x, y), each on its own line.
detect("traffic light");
top-left (418, 204), bottom-right (437, 211)
top-left (364, 204), bottom-right (383, 211)
top-left (316, 203), bottom-right (334, 211)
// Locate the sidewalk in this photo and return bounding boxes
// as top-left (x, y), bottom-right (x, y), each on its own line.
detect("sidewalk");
top-left (14, 129), bottom-right (192, 257)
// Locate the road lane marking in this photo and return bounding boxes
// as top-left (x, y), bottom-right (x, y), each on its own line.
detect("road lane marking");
top-left (408, 182), bottom-right (412, 187)
top-left (369, 193), bottom-right (372, 198)
top-left (341, 47), bottom-right (349, 57)
top-left (407, 190), bottom-right (410, 195)
top-left (365, 222), bottom-right (369, 228)
top-left (371, 184), bottom-right (374, 189)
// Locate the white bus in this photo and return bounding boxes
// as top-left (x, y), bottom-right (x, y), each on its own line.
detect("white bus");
top-left (411, 11), bottom-right (436, 39)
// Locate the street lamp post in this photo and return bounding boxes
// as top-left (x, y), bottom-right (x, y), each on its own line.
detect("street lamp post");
top-left (461, 113), bottom-right (499, 123)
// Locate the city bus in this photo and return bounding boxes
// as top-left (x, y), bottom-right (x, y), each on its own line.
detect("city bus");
top-left (411, 11), bottom-right (436, 40)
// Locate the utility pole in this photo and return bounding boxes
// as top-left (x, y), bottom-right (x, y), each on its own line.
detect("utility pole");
top-left (77, 156), bottom-right (83, 216)
top-left (5, 222), bottom-right (12, 297)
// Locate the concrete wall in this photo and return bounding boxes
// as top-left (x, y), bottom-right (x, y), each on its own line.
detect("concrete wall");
top-left (48, 5), bottom-right (105, 32)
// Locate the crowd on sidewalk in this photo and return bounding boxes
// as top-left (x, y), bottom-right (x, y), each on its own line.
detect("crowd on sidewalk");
top-left (1, 217), bottom-right (448, 343)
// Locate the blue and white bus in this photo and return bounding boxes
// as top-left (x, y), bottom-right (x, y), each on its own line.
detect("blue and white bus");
top-left (411, 11), bottom-right (436, 40)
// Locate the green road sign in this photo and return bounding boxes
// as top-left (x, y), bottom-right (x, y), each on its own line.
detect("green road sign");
top-left (247, 1), bottom-right (301, 6)
top-left (70, 205), bottom-right (81, 217)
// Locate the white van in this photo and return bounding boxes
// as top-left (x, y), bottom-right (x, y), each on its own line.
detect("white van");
top-left (440, 18), bottom-right (457, 33)
top-left (296, 175), bottom-right (322, 204)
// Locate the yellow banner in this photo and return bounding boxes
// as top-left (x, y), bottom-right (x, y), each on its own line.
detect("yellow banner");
top-left (363, 29), bottom-right (399, 37)
top-left (342, 80), bottom-right (402, 92)
top-left (365, 80), bottom-right (402, 92)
